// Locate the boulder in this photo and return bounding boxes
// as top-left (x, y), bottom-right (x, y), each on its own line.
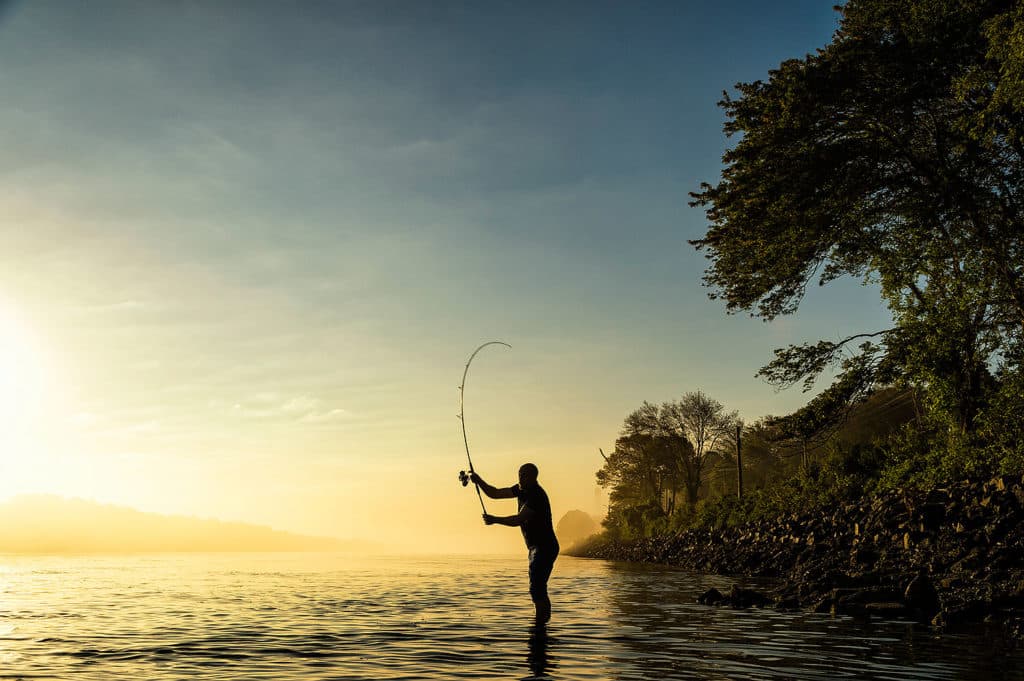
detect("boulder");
top-left (931, 600), bottom-right (991, 629)
top-left (697, 587), bottom-right (725, 605)
top-left (729, 585), bottom-right (771, 609)
top-left (903, 571), bottom-right (940, 620)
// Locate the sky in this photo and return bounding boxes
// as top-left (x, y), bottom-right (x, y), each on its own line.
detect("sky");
top-left (0, 1), bottom-right (893, 553)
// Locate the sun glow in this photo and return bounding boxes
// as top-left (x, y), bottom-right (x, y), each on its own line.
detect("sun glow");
top-left (0, 304), bottom-right (50, 469)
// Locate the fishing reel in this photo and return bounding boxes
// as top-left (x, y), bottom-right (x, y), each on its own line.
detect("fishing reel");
top-left (458, 470), bottom-right (471, 487)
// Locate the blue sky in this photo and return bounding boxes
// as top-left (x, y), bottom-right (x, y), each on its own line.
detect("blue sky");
top-left (0, 1), bottom-right (892, 550)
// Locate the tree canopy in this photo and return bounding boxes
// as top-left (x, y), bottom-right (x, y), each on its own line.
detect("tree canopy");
top-left (597, 392), bottom-right (739, 527)
top-left (690, 0), bottom-right (1024, 437)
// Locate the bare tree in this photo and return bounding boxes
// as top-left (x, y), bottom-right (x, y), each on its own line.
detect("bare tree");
top-left (620, 393), bottom-right (739, 511)
top-left (668, 392), bottom-right (739, 509)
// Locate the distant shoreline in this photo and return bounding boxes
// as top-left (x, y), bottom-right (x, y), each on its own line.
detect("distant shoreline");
top-left (0, 494), bottom-right (373, 554)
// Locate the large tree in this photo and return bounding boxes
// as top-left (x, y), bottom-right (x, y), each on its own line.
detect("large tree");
top-left (690, 0), bottom-right (1024, 436)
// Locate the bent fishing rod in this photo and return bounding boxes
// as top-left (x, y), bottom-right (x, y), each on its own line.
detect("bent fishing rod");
top-left (457, 340), bottom-right (511, 514)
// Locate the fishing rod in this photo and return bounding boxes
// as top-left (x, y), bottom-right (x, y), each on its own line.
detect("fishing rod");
top-left (457, 340), bottom-right (511, 514)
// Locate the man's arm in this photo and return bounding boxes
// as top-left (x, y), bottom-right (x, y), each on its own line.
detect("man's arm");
top-left (470, 472), bottom-right (517, 499)
top-left (483, 505), bottom-right (535, 527)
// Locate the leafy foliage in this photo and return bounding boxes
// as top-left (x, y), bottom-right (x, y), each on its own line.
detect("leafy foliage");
top-left (690, 0), bottom-right (1024, 440)
top-left (597, 392), bottom-right (740, 537)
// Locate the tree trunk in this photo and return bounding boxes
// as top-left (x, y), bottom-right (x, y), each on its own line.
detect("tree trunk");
top-left (685, 480), bottom-right (700, 510)
top-left (736, 424), bottom-right (744, 499)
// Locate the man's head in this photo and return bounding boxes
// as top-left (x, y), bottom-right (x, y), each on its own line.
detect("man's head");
top-left (518, 463), bottom-right (539, 489)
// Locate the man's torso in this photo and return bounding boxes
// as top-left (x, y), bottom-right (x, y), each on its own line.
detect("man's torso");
top-left (515, 483), bottom-right (558, 551)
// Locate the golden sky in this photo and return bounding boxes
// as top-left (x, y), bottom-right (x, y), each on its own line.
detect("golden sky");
top-left (0, 2), bottom-right (889, 553)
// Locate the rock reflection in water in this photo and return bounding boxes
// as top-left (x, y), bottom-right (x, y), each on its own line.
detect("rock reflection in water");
top-left (595, 560), bottom-right (1020, 680)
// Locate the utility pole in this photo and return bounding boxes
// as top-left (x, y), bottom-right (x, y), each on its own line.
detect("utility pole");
top-left (736, 423), bottom-right (743, 499)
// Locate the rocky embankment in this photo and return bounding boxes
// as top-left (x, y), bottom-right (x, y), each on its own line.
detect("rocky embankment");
top-left (571, 475), bottom-right (1024, 636)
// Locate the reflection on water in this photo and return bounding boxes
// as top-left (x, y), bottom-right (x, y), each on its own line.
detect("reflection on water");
top-left (527, 624), bottom-right (553, 679)
top-left (0, 554), bottom-right (1020, 680)
top-left (593, 561), bottom-right (1014, 680)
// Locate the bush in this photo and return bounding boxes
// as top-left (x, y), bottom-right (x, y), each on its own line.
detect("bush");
top-left (690, 440), bottom-right (891, 530)
top-left (977, 363), bottom-right (1024, 474)
top-left (600, 501), bottom-right (666, 540)
top-left (876, 422), bottom-right (1006, 491)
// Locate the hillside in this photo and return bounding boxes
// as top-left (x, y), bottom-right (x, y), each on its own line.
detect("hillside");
top-left (555, 510), bottom-right (601, 549)
top-left (0, 495), bottom-right (369, 554)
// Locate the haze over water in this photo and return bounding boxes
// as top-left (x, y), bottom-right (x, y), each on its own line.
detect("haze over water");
top-left (1, 554), bottom-right (1019, 680)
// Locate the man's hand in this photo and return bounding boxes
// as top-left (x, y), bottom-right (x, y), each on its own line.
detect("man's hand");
top-left (470, 472), bottom-right (483, 485)
top-left (482, 513), bottom-right (496, 525)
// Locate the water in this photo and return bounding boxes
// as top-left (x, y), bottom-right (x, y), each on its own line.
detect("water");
top-left (0, 553), bottom-right (1020, 680)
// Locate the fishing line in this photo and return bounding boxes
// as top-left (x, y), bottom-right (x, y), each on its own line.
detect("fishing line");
top-left (457, 340), bottom-right (511, 514)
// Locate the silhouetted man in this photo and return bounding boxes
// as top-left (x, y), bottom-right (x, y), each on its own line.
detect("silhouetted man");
top-left (471, 463), bottom-right (559, 624)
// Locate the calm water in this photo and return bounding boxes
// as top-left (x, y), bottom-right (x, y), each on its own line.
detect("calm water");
top-left (0, 553), bottom-right (1020, 680)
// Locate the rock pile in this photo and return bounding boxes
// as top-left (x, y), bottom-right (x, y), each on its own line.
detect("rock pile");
top-left (570, 475), bottom-right (1024, 635)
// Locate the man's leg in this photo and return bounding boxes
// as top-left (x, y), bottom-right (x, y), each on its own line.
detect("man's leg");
top-left (528, 546), bottom-right (558, 623)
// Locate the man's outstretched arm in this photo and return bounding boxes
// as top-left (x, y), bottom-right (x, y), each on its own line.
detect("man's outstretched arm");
top-left (483, 506), bottom-right (535, 527)
top-left (470, 472), bottom-right (516, 499)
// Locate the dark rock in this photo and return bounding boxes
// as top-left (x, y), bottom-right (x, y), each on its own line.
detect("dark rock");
top-left (931, 600), bottom-right (991, 630)
top-left (697, 588), bottom-right (724, 606)
top-left (904, 571), bottom-right (941, 619)
top-left (812, 597), bottom-right (834, 614)
top-left (864, 602), bottom-right (910, 618)
top-left (834, 588), bottom-right (904, 616)
top-left (839, 588), bottom-right (903, 606)
top-left (730, 585), bottom-right (771, 609)
top-left (775, 596), bottom-right (801, 610)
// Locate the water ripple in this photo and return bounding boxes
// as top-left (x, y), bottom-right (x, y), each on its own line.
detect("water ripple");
top-left (0, 554), bottom-right (1021, 680)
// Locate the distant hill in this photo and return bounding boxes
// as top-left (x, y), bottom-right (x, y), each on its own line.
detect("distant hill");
top-left (0, 495), bottom-right (372, 554)
top-left (556, 510), bottom-right (601, 549)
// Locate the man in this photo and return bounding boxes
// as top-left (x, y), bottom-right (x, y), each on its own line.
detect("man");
top-left (471, 463), bottom-right (559, 624)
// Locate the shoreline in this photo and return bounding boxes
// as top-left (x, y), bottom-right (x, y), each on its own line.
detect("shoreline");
top-left (568, 475), bottom-right (1024, 638)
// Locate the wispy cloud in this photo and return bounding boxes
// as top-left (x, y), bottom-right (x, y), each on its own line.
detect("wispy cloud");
top-left (228, 393), bottom-right (351, 425)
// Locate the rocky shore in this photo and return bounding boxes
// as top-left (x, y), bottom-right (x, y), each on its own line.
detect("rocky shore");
top-left (570, 475), bottom-right (1024, 637)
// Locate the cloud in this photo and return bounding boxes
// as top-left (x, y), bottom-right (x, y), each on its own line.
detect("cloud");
top-left (230, 393), bottom-right (351, 425)
top-left (299, 408), bottom-right (351, 424)
top-left (75, 300), bottom-right (150, 313)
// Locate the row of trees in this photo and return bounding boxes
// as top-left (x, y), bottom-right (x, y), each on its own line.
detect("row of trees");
top-left (596, 392), bottom-right (740, 537)
top-left (596, 387), bottom-right (918, 538)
